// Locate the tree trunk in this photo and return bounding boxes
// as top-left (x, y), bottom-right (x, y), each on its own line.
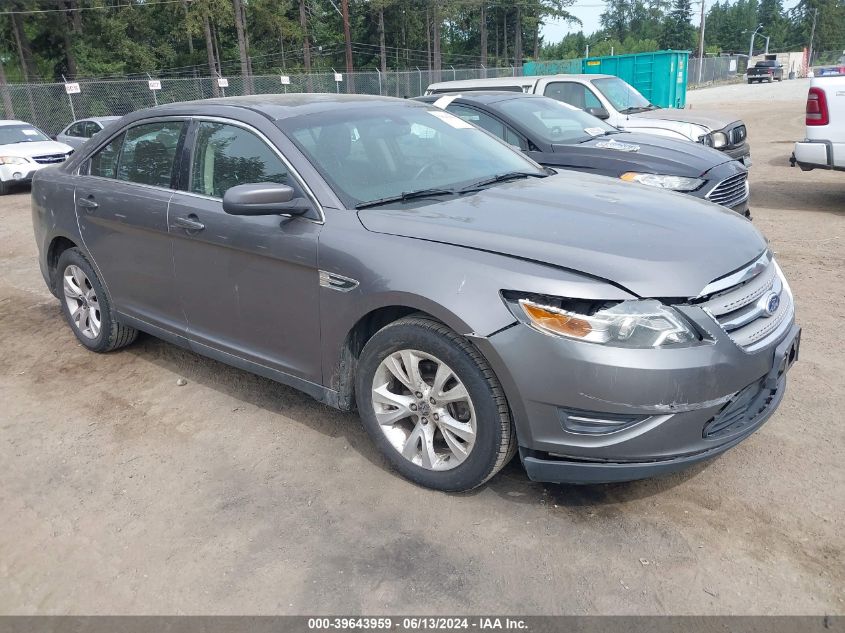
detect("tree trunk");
top-left (495, 15), bottom-right (499, 64)
top-left (299, 0), bottom-right (312, 91)
top-left (432, 2), bottom-right (442, 83)
top-left (11, 8), bottom-right (37, 120)
top-left (0, 57), bottom-right (15, 120)
top-left (379, 7), bottom-right (387, 75)
top-left (58, 0), bottom-right (78, 78)
top-left (231, 0), bottom-right (251, 94)
top-left (341, 0), bottom-right (354, 92)
top-left (533, 18), bottom-right (540, 59)
top-left (514, 5), bottom-right (522, 73)
top-left (180, 0), bottom-right (195, 59)
top-left (203, 15), bottom-right (220, 97)
top-left (480, 4), bottom-right (488, 75)
top-left (426, 8), bottom-right (432, 70)
top-left (503, 11), bottom-right (508, 70)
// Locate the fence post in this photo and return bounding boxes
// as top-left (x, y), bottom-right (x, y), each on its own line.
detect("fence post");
top-left (450, 65), bottom-right (456, 81)
top-left (480, 63), bottom-right (486, 79)
top-left (376, 67), bottom-right (382, 95)
top-left (61, 75), bottom-right (76, 121)
top-left (416, 67), bottom-right (422, 96)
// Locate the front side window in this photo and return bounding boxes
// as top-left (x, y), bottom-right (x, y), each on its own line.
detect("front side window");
top-left (189, 122), bottom-right (290, 198)
top-left (543, 82), bottom-right (602, 110)
top-left (591, 77), bottom-right (652, 112)
top-left (496, 97), bottom-right (617, 144)
top-left (116, 121), bottom-right (184, 188)
top-left (447, 104), bottom-right (528, 150)
top-left (89, 132), bottom-right (124, 179)
top-left (66, 122), bottom-right (87, 137)
top-left (281, 103), bottom-right (541, 208)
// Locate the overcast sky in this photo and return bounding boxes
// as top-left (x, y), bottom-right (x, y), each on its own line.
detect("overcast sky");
top-left (540, 0), bottom-right (801, 48)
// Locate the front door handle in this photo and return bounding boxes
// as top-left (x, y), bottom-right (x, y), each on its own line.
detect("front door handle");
top-left (77, 197), bottom-right (98, 211)
top-left (173, 215), bottom-right (205, 232)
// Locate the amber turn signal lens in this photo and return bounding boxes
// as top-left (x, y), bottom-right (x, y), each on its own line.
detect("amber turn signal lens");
top-left (521, 302), bottom-right (593, 338)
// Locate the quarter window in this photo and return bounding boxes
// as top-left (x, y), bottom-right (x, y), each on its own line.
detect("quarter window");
top-left (189, 122), bottom-right (290, 198)
top-left (116, 121), bottom-right (185, 188)
top-left (89, 132), bottom-right (124, 179)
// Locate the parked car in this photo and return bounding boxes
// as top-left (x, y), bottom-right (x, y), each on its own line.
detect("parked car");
top-left (0, 120), bottom-right (73, 194)
top-left (425, 74), bottom-right (752, 165)
top-left (56, 116), bottom-right (121, 149)
top-left (32, 95), bottom-right (799, 491)
top-left (416, 92), bottom-right (750, 216)
top-left (747, 59), bottom-right (784, 83)
top-left (792, 75), bottom-right (845, 172)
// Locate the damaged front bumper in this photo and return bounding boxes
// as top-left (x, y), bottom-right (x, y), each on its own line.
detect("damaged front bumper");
top-left (475, 307), bottom-right (800, 484)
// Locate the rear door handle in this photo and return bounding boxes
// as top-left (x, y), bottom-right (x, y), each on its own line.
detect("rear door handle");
top-left (77, 197), bottom-right (98, 211)
top-left (173, 215), bottom-right (205, 232)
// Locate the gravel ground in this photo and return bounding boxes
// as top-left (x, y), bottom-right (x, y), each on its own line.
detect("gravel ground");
top-left (0, 79), bottom-right (842, 615)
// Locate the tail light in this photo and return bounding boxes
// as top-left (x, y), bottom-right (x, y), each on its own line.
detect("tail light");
top-left (806, 87), bottom-right (829, 126)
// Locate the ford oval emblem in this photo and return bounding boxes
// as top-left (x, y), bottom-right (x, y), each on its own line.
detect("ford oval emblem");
top-left (762, 292), bottom-right (780, 317)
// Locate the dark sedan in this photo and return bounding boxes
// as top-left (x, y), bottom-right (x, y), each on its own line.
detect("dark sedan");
top-left (416, 92), bottom-right (750, 217)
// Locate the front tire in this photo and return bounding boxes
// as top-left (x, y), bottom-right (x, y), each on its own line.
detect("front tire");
top-left (56, 247), bottom-right (138, 352)
top-left (355, 316), bottom-right (517, 491)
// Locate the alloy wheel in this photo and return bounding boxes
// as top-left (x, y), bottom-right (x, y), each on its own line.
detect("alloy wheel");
top-left (63, 264), bottom-right (101, 340)
top-left (371, 349), bottom-right (477, 471)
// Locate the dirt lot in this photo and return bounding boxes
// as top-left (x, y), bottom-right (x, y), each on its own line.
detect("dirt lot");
top-left (1, 80), bottom-right (843, 615)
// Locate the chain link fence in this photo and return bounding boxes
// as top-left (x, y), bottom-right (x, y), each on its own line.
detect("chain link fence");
top-left (687, 56), bottom-right (744, 87)
top-left (1, 67), bottom-right (521, 135)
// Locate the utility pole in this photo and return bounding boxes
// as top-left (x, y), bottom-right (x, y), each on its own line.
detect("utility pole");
top-left (697, 0), bottom-right (706, 83)
top-left (341, 0), bottom-right (354, 92)
top-left (807, 8), bottom-right (818, 69)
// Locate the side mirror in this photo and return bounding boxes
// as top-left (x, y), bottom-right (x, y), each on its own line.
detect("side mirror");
top-left (586, 106), bottom-right (610, 120)
top-left (222, 183), bottom-right (309, 216)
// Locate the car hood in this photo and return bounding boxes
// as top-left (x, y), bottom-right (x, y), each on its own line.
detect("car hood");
top-left (629, 108), bottom-right (740, 130)
top-left (356, 172), bottom-right (765, 298)
top-left (0, 140), bottom-right (73, 158)
top-left (547, 132), bottom-right (732, 177)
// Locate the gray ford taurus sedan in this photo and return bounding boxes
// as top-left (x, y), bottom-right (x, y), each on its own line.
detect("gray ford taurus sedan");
top-left (31, 94), bottom-right (800, 491)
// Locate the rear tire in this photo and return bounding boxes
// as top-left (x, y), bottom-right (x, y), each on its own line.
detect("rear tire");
top-left (56, 247), bottom-right (138, 353)
top-left (0, 180), bottom-right (9, 195)
top-left (355, 316), bottom-right (517, 491)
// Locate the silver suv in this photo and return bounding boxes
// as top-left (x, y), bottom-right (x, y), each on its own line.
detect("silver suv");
top-left (31, 95), bottom-right (799, 491)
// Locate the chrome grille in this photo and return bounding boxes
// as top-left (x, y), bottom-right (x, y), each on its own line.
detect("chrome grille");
top-left (730, 125), bottom-right (747, 145)
top-left (707, 172), bottom-right (749, 208)
top-left (696, 252), bottom-right (794, 352)
top-left (33, 153), bottom-right (69, 165)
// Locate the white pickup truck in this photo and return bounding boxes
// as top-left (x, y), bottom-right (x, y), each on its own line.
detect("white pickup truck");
top-left (792, 75), bottom-right (845, 172)
top-left (426, 74), bottom-right (752, 165)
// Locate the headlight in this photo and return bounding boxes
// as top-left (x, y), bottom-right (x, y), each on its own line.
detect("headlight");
top-left (0, 156), bottom-right (29, 165)
top-left (710, 131), bottom-right (728, 148)
top-left (620, 172), bottom-right (704, 191)
top-left (511, 297), bottom-right (700, 348)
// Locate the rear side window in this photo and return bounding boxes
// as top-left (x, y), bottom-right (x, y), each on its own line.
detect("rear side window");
top-left (84, 121), bottom-right (101, 138)
top-left (544, 82), bottom-right (601, 110)
top-left (89, 132), bottom-right (124, 179)
top-left (116, 121), bottom-right (185, 188)
top-left (189, 121), bottom-right (291, 198)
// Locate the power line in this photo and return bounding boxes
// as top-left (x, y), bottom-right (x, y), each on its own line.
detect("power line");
top-left (0, 0), bottom-right (194, 15)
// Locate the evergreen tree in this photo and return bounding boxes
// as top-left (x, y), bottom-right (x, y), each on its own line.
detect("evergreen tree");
top-left (659, 0), bottom-right (696, 49)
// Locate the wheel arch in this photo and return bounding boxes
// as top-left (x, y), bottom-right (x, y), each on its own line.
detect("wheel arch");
top-left (46, 234), bottom-right (80, 295)
top-left (329, 298), bottom-right (485, 412)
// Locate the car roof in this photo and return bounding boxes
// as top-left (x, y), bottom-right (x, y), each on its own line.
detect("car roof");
top-left (0, 120), bottom-right (33, 127)
top-left (426, 74), bottom-right (613, 90)
top-left (131, 93), bottom-right (420, 122)
top-left (416, 91), bottom-right (547, 105)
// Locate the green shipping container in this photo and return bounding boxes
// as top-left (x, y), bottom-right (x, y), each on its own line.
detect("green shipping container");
top-left (580, 50), bottom-right (690, 108)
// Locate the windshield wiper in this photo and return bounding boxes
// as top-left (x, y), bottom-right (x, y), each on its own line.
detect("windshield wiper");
top-left (355, 187), bottom-right (456, 210)
top-left (458, 171), bottom-right (547, 194)
top-left (619, 106), bottom-right (651, 114)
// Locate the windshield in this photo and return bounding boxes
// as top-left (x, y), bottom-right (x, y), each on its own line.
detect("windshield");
top-left (591, 77), bottom-right (653, 112)
top-left (0, 124), bottom-right (51, 145)
top-left (496, 97), bottom-right (617, 144)
top-left (279, 103), bottom-right (543, 208)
